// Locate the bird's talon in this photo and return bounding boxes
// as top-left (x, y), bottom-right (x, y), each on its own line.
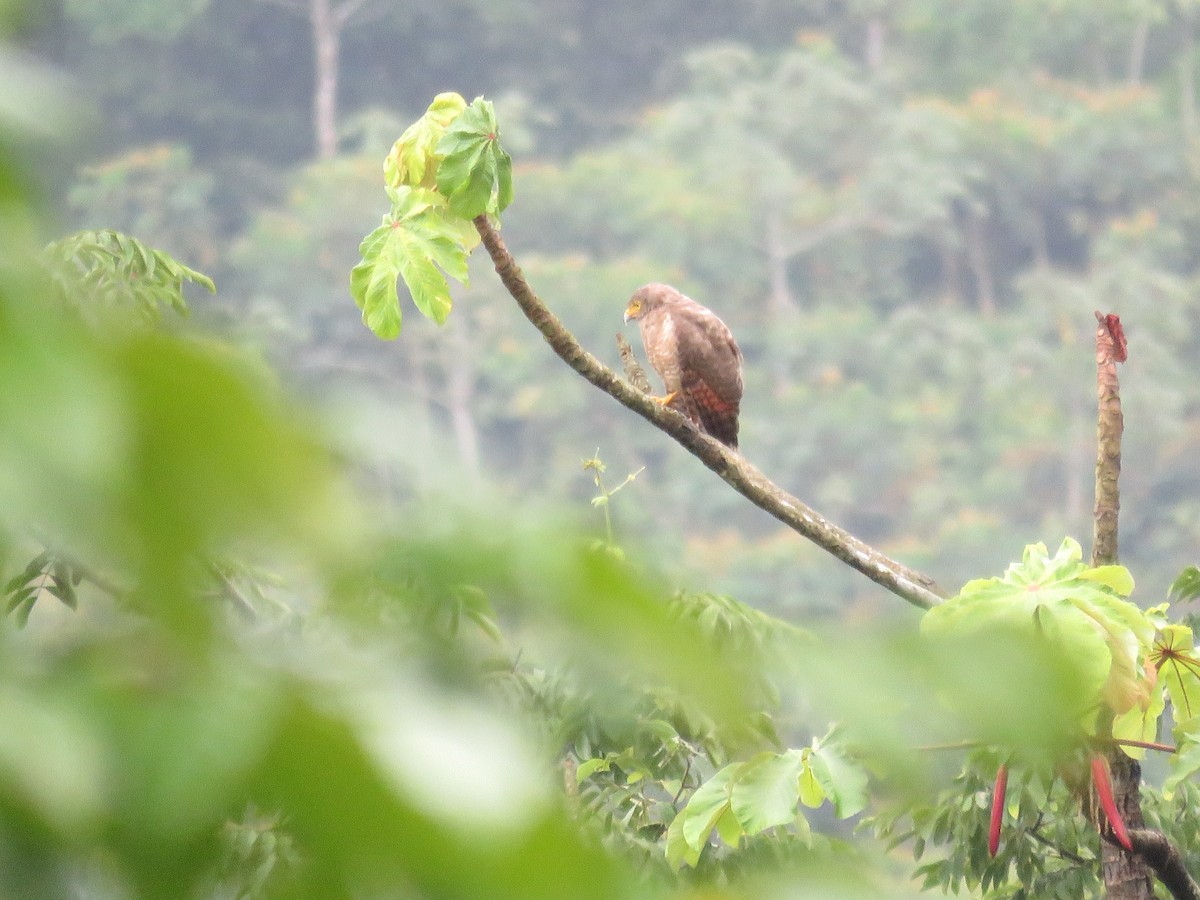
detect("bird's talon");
top-left (654, 391), bottom-right (678, 407)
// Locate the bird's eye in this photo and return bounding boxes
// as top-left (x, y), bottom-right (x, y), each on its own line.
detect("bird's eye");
top-left (631, 300), bottom-right (641, 311)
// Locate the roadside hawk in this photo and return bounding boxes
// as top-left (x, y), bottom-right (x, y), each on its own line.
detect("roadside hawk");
top-left (623, 283), bottom-right (744, 449)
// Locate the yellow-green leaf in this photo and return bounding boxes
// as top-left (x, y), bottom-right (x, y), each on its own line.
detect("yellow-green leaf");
top-left (384, 92), bottom-right (467, 190)
top-left (1155, 624), bottom-right (1200, 721)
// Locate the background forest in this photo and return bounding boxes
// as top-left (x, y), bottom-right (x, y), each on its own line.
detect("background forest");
top-left (32, 0), bottom-right (1200, 615)
top-left (5, 1), bottom-right (1200, 898)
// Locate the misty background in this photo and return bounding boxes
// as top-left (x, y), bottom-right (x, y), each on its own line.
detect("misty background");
top-left (25, 0), bottom-right (1200, 618)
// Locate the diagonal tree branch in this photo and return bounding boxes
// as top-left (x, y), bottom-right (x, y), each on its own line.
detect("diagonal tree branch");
top-left (1128, 829), bottom-right (1200, 900)
top-left (473, 215), bottom-right (946, 610)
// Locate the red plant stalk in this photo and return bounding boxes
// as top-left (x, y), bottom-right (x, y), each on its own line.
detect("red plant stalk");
top-left (989, 764), bottom-right (1008, 857)
top-left (1091, 755), bottom-right (1134, 851)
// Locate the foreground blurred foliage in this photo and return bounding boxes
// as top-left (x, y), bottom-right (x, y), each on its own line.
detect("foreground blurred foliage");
top-left (17, 3), bottom-right (1200, 897)
top-left (0, 65), bottom-right (907, 896)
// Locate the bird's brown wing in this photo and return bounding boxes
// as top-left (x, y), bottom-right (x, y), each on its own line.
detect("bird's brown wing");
top-left (674, 308), bottom-right (743, 448)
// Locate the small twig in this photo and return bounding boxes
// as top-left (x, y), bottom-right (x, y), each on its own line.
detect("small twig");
top-left (914, 739), bottom-right (984, 752)
top-left (562, 757), bottom-right (581, 817)
top-left (616, 333), bottom-right (652, 394)
top-left (72, 563), bottom-right (124, 599)
top-left (207, 562), bottom-right (258, 621)
top-left (672, 755), bottom-right (692, 807)
top-left (1115, 738), bottom-right (1176, 755)
top-left (29, 533), bottom-right (126, 599)
top-left (1026, 813), bottom-right (1090, 866)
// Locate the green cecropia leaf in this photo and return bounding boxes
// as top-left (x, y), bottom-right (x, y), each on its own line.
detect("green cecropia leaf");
top-left (358, 95), bottom-right (512, 338)
top-left (665, 730), bottom-right (865, 868)
top-left (1170, 566), bottom-right (1200, 603)
top-left (350, 187), bottom-right (477, 338)
top-left (435, 96), bottom-right (514, 218)
top-left (1153, 624), bottom-right (1200, 722)
top-left (1164, 716), bottom-right (1200, 798)
top-left (921, 538), bottom-right (1155, 729)
top-left (384, 92), bottom-right (468, 190)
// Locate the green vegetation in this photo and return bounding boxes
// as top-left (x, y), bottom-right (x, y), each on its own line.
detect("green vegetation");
top-left (6, 1), bottom-right (1200, 897)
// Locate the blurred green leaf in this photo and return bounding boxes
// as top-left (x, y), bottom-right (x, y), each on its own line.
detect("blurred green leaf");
top-left (44, 229), bottom-right (214, 327)
top-left (1170, 566), bottom-right (1200, 604)
top-left (255, 694), bottom-right (633, 900)
top-left (922, 538), bottom-right (1155, 728)
top-left (0, 683), bottom-right (109, 833)
top-left (1165, 717), bottom-right (1200, 799)
top-left (807, 738), bottom-right (868, 819)
top-left (729, 750), bottom-right (805, 833)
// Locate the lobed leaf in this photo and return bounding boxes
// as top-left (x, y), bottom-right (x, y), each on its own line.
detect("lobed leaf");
top-left (1153, 624), bottom-right (1200, 721)
top-left (435, 97), bottom-right (514, 218)
top-left (807, 739), bottom-right (869, 818)
top-left (922, 538), bottom-right (1155, 733)
top-left (728, 750), bottom-right (805, 834)
top-left (1170, 566), bottom-right (1200, 603)
top-left (350, 187), bottom-right (474, 338)
top-left (384, 92), bottom-right (468, 190)
top-left (679, 763), bottom-right (737, 852)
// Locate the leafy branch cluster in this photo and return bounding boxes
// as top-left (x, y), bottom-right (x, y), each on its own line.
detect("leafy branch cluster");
top-left (3, 549), bottom-right (80, 625)
top-left (351, 93), bottom-right (512, 338)
top-left (44, 228), bottom-right (214, 325)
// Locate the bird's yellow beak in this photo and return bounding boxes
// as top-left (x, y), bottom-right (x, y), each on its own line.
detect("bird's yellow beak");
top-left (623, 303), bottom-right (636, 324)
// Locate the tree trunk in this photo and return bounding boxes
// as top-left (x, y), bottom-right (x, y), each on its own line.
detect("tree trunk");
top-left (406, 327), bottom-right (436, 479)
top-left (1128, 17), bottom-right (1149, 87)
top-left (1100, 753), bottom-right (1154, 899)
top-left (765, 211), bottom-right (794, 317)
top-left (1030, 207), bottom-right (1051, 271)
top-left (445, 318), bottom-right (482, 482)
top-left (964, 210), bottom-right (996, 316)
top-left (865, 16), bottom-right (885, 71)
top-left (1065, 416), bottom-right (1089, 530)
top-left (1090, 314), bottom-right (1152, 899)
top-left (1182, 12), bottom-right (1197, 143)
top-left (937, 232), bottom-right (961, 307)
top-left (310, 0), bottom-right (340, 160)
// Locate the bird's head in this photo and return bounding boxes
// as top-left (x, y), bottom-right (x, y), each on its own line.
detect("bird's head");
top-left (624, 282), bottom-right (676, 324)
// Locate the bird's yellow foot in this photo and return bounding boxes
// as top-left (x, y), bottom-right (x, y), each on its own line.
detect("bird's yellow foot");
top-left (653, 391), bottom-right (679, 406)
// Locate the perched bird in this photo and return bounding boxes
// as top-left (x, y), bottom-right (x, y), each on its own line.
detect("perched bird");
top-left (623, 283), bottom-right (743, 449)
